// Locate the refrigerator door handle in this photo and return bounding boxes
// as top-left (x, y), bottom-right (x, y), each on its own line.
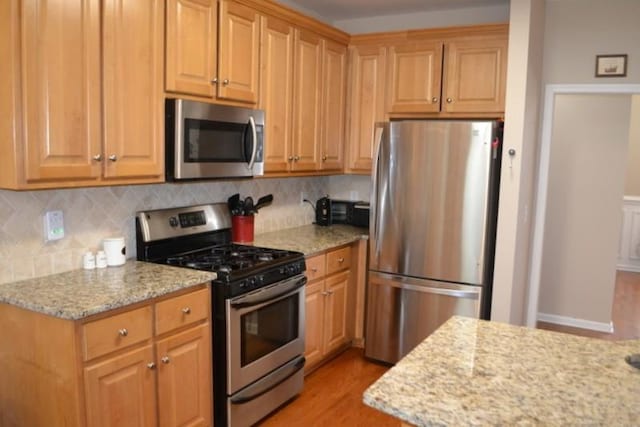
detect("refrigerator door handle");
top-left (370, 123), bottom-right (385, 263)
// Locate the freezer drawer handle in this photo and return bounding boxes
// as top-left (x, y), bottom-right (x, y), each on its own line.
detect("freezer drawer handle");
top-left (384, 277), bottom-right (480, 299)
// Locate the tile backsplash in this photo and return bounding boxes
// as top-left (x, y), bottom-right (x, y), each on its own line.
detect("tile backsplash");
top-left (0, 177), bottom-right (327, 285)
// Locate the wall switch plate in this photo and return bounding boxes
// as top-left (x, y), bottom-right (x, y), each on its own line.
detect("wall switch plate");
top-left (44, 210), bottom-right (65, 242)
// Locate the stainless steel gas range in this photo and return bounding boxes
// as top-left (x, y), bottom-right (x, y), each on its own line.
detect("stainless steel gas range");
top-left (136, 203), bottom-right (306, 427)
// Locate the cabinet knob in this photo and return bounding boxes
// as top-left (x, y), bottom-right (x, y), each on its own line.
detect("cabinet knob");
top-left (321, 291), bottom-right (329, 296)
top-left (92, 154), bottom-right (102, 161)
top-left (431, 97), bottom-right (438, 103)
top-left (293, 156), bottom-right (300, 161)
top-left (118, 328), bottom-right (128, 337)
top-left (223, 79), bottom-right (230, 86)
top-left (338, 257), bottom-right (345, 263)
top-left (108, 154), bottom-right (117, 162)
top-left (446, 98), bottom-right (453, 103)
top-left (311, 267), bottom-right (318, 272)
top-left (182, 307), bottom-right (191, 314)
top-left (288, 156), bottom-right (294, 161)
top-left (161, 356), bottom-right (171, 364)
top-left (147, 362), bottom-right (156, 370)
top-left (322, 155), bottom-right (327, 161)
top-left (211, 77), bottom-right (218, 84)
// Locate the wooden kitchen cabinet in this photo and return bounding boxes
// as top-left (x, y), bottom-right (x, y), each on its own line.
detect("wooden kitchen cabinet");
top-left (165, 0), bottom-right (260, 104)
top-left (304, 246), bottom-right (353, 373)
top-left (319, 40), bottom-right (348, 171)
top-left (0, 0), bottom-right (164, 190)
top-left (345, 44), bottom-right (387, 173)
top-left (0, 286), bottom-right (212, 426)
top-left (387, 27), bottom-right (508, 115)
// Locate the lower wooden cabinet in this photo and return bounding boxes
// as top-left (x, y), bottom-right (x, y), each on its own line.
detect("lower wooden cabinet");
top-left (0, 285), bottom-right (213, 427)
top-left (304, 245), bottom-right (355, 373)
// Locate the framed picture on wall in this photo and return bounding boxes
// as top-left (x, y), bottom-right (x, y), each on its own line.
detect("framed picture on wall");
top-left (595, 54), bottom-right (628, 77)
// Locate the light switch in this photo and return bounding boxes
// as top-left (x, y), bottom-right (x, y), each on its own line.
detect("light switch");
top-left (44, 210), bottom-right (65, 242)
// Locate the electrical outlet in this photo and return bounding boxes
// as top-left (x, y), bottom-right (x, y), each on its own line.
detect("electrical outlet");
top-left (300, 192), bottom-right (309, 205)
top-left (44, 210), bottom-right (65, 242)
top-left (349, 190), bottom-right (359, 200)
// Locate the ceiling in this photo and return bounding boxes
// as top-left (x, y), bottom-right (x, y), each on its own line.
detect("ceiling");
top-left (284, 0), bottom-right (509, 21)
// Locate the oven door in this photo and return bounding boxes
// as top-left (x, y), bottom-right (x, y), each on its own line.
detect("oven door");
top-left (169, 99), bottom-right (264, 179)
top-left (226, 274), bottom-right (306, 394)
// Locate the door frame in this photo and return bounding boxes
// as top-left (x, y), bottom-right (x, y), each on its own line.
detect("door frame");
top-left (526, 83), bottom-right (640, 328)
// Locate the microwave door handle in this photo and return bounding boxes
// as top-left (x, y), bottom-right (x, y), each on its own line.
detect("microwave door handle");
top-left (247, 116), bottom-right (258, 170)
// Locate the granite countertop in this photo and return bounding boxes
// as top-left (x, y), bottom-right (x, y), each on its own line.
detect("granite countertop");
top-left (253, 224), bottom-right (368, 256)
top-left (0, 261), bottom-right (216, 320)
top-left (364, 316), bottom-right (640, 426)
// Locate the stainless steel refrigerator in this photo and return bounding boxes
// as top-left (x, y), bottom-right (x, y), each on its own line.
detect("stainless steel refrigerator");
top-left (365, 119), bottom-right (502, 364)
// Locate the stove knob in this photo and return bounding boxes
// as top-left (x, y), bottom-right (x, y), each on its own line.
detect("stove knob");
top-left (169, 216), bottom-right (179, 228)
top-left (249, 278), bottom-right (257, 288)
top-left (279, 267), bottom-right (286, 275)
top-left (239, 280), bottom-right (246, 288)
top-left (258, 275), bottom-right (265, 284)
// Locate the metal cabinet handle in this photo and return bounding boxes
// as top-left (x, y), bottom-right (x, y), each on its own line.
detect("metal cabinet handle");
top-left (311, 267), bottom-right (318, 272)
top-left (293, 156), bottom-right (300, 161)
top-left (92, 154), bottom-right (102, 161)
top-left (446, 98), bottom-right (453, 103)
top-left (108, 154), bottom-right (117, 162)
top-left (322, 155), bottom-right (327, 161)
top-left (118, 328), bottom-right (128, 337)
top-left (338, 257), bottom-right (344, 263)
top-left (182, 307), bottom-right (191, 314)
top-left (223, 79), bottom-right (230, 85)
top-left (161, 356), bottom-right (170, 364)
top-left (211, 77), bottom-right (218, 84)
top-left (321, 291), bottom-right (329, 296)
top-left (432, 97), bottom-right (438, 103)
top-left (147, 362), bottom-right (156, 369)
top-left (288, 156), bottom-right (294, 161)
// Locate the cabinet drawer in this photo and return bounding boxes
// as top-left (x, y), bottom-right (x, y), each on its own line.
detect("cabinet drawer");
top-left (155, 288), bottom-right (210, 336)
top-left (326, 246), bottom-right (351, 275)
top-left (82, 306), bottom-right (153, 361)
top-left (306, 254), bottom-right (326, 281)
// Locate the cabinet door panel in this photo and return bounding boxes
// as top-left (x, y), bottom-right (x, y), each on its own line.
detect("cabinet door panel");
top-left (156, 324), bottom-right (212, 427)
top-left (84, 345), bottom-right (157, 427)
top-left (21, 0), bottom-right (101, 182)
top-left (324, 271), bottom-right (350, 355)
top-left (218, 0), bottom-right (260, 103)
top-left (165, 0), bottom-right (217, 97)
top-left (292, 30), bottom-right (322, 172)
top-left (102, 0), bottom-right (164, 179)
top-left (260, 15), bottom-right (294, 173)
top-left (443, 38), bottom-right (508, 113)
top-left (304, 280), bottom-right (325, 371)
top-left (346, 45), bottom-right (386, 173)
top-left (320, 40), bottom-right (347, 171)
top-left (387, 42), bottom-right (443, 114)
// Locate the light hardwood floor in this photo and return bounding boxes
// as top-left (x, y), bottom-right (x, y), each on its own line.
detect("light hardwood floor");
top-left (537, 270), bottom-right (640, 340)
top-left (259, 349), bottom-right (399, 427)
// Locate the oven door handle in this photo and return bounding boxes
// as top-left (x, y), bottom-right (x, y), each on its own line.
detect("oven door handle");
top-left (230, 356), bottom-right (306, 405)
top-left (230, 276), bottom-right (307, 309)
top-left (247, 116), bottom-right (258, 170)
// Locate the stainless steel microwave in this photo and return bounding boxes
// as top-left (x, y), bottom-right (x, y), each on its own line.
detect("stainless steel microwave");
top-left (165, 99), bottom-right (264, 180)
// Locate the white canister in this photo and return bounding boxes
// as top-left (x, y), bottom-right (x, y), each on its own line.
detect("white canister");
top-left (103, 237), bottom-right (126, 266)
top-left (96, 250), bottom-right (108, 268)
top-left (83, 251), bottom-right (96, 270)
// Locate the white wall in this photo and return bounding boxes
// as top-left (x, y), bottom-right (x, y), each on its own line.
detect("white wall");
top-left (334, 4), bottom-right (510, 34)
top-left (625, 95), bottom-right (640, 196)
top-left (327, 175), bottom-right (371, 201)
top-left (538, 94), bottom-right (631, 326)
top-left (490, 0), bottom-right (545, 325)
top-left (543, 0), bottom-right (640, 84)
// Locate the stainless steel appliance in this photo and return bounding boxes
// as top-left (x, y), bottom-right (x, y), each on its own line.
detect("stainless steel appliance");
top-left (136, 204), bottom-right (305, 427)
top-left (165, 99), bottom-right (265, 180)
top-left (365, 120), bottom-right (502, 364)
top-left (315, 197), bottom-right (370, 228)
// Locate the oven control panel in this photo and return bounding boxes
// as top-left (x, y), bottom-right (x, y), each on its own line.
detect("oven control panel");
top-left (228, 259), bottom-right (306, 297)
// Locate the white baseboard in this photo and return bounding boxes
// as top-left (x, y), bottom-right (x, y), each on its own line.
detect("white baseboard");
top-left (537, 312), bottom-right (614, 333)
top-left (617, 264), bottom-right (640, 273)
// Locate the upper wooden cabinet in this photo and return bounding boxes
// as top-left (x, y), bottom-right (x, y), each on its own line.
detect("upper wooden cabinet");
top-left (345, 44), bottom-right (387, 173)
top-left (165, 0), bottom-right (260, 104)
top-left (386, 27), bottom-right (508, 115)
top-left (320, 40), bottom-right (347, 171)
top-left (0, 0), bottom-right (164, 190)
top-left (165, 0), bottom-right (217, 97)
top-left (387, 41), bottom-right (443, 114)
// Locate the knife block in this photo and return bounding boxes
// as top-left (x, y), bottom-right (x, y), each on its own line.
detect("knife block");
top-left (232, 215), bottom-right (254, 243)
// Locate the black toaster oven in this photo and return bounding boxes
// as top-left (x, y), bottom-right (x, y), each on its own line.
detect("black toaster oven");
top-left (315, 197), bottom-right (369, 228)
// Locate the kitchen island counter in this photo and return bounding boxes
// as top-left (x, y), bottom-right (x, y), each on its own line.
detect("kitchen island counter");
top-left (0, 261), bottom-right (216, 320)
top-left (364, 316), bottom-right (640, 426)
top-left (253, 224), bottom-right (367, 256)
